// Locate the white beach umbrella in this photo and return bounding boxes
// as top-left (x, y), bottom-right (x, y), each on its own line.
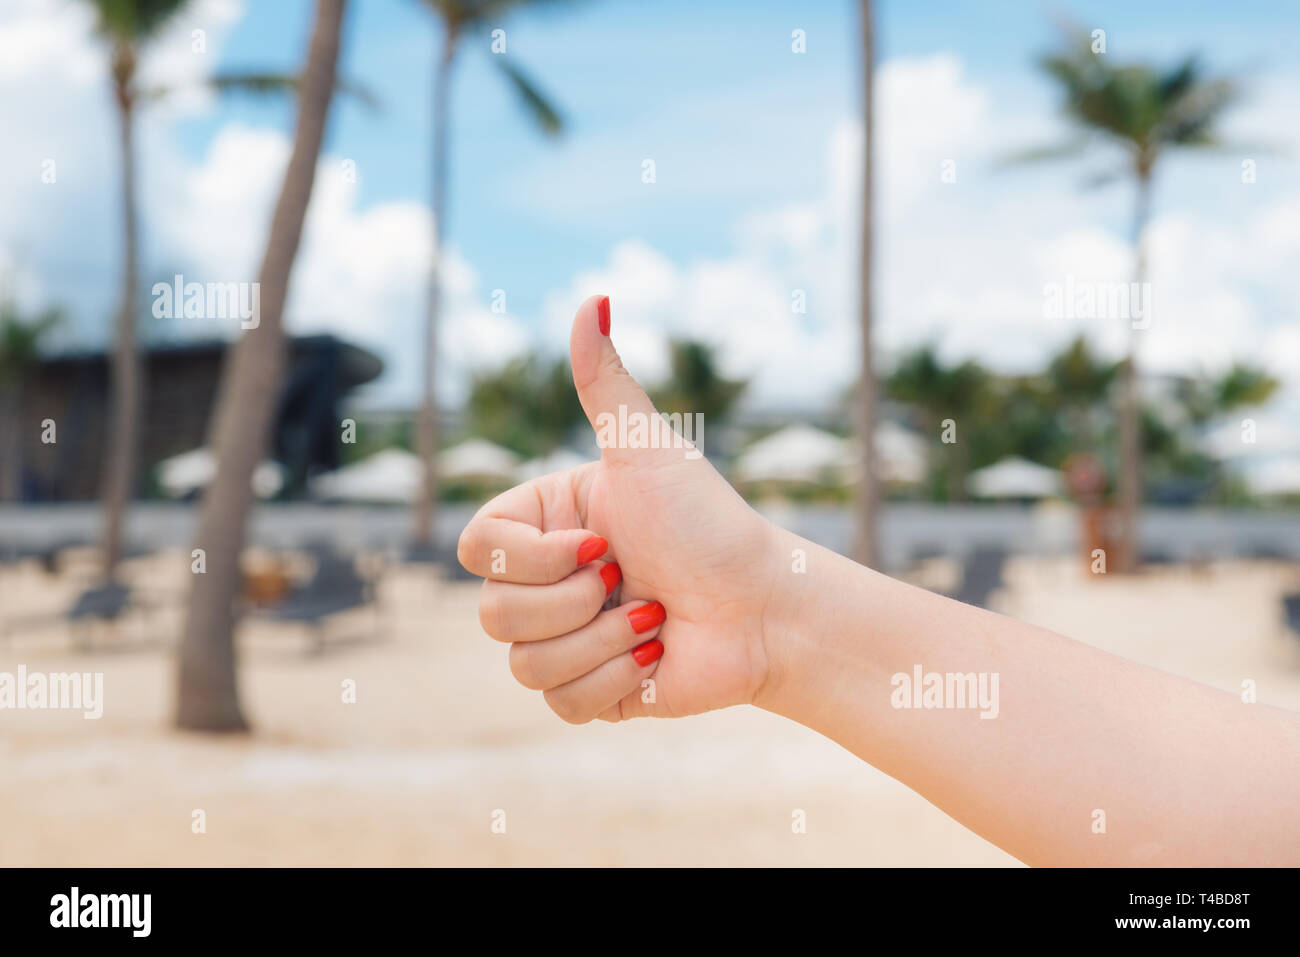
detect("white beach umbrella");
top-left (310, 448), bottom-right (421, 504)
top-left (967, 457), bottom-right (1062, 499)
top-left (872, 420), bottom-right (928, 484)
top-left (439, 438), bottom-right (521, 482)
top-left (1243, 457), bottom-right (1300, 497)
top-left (735, 422), bottom-right (928, 485)
top-left (516, 448), bottom-right (590, 482)
top-left (733, 425), bottom-right (855, 484)
top-left (157, 447), bottom-right (284, 499)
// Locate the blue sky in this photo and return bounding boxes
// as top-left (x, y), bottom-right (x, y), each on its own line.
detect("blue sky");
top-left (177, 0), bottom-right (1299, 321)
top-left (3, 0), bottom-right (1299, 432)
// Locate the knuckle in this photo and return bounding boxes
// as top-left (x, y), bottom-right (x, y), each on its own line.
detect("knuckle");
top-left (597, 351), bottom-right (629, 380)
top-left (583, 568), bottom-right (608, 616)
top-left (543, 545), bottom-right (566, 585)
top-left (543, 689), bottom-right (588, 725)
top-left (598, 610), bottom-right (629, 656)
top-left (457, 523), bottom-right (481, 574)
top-left (477, 584), bottom-right (511, 640)
top-left (508, 643), bottom-right (542, 690)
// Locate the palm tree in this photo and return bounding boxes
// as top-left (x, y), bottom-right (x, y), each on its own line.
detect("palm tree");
top-left (1018, 32), bottom-right (1239, 570)
top-left (0, 297), bottom-right (61, 501)
top-left (177, 0), bottom-right (349, 732)
top-left (649, 340), bottom-right (748, 425)
top-left (1045, 334), bottom-right (1120, 453)
top-left (885, 345), bottom-right (990, 502)
top-left (85, 0), bottom-right (369, 580)
top-left (1176, 362), bottom-right (1280, 428)
top-left (467, 355), bottom-right (585, 458)
top-left (83, 0), bottom-right (189, 580)
top-left (850, 0), bottom-right (879, 566)
top-left (412, 0), bottom-right (565, 552)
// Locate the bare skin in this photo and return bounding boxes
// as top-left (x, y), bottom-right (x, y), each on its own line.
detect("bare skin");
top-left (458, 294), bottom-right (1300, 867)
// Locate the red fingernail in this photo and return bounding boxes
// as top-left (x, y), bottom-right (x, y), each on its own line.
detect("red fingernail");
top-left (632, 638), bottom-right (663, 666)
top-left (597, 296), bottom-right (610, 336)
top-left (577, 535), bottom-right (607, 565)
top-left (627, 601), bottom-right (665, 634)
top-left (600, 562), bottom-right (621, 596)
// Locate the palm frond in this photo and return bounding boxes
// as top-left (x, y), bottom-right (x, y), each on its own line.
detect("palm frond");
top-left (1078, 166), bottom-right (1125, 190)
top-left (1157, 77), bottom-right (1237, 146)
top-left (493, 57), bottom-right (562, 135)
top-left (421, 0), bottom-right (577, 26)
top-left (1157, 55), bottom-right (1201, 104)
top-left (997, 137), bottom-right (1092, 167)
top-left (209, 71), bottom-right (382, 111)
top-left (1029, 29), bottom-right (1244, 165)
top-left (85, 0), bottom-right (189, 41)
top-left (0, 304), bottom-right (62, 383)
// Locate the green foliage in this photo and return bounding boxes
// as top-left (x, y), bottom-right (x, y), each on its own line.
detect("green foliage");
top-left (1046, 335), bottom-right (1119, 407)
top-left (1030, 33), bottom-right (1238, 176)
top-left (885, 345), bottom-right (990, 423)
top-left (339, 416), bottom-right (414, 466)
top-left (1213, 363), bottom-right (1280, 410)
top-left (883, 345), bottom-right (993, 501)
top-left (85, 0), bottom-right (187, 42)
top-left (1040, 335), bottom-right (1120, 454)
top-left (648, 339), bottom-right (747, 425)
top-left (467, 355), bottom-right (585, 458)
top-left (418, 0), bottom-right (566, 135)
top-left (420, 0), bottom-right (576, 30)
top-left (204, 72), bottom-right (382, 111)
top-left (876, 336), bottom-right (1278, 505)
top-left (970, 376), bottom-right (1071, 469)
top-left (463, 339), bottom-right (745, 463)
top-left (1173, 363), bottom-right (1280, 427)
top-left (0, 298), bottom-right (61, 388)
top-left (493, 58), bottom-right (563, 135)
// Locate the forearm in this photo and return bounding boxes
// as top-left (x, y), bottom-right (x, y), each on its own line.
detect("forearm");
top-left (757, 528), bottom-right (1300, 866)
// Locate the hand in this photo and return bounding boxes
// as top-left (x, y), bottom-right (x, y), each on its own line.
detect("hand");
top-left (457, 294), bottom-right (785, 723)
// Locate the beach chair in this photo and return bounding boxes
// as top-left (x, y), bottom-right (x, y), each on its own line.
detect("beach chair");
top-left (1139, 548), bottom-right (1175, 566)
top-left (402, 539), bottom-right (478, 579)
top-left (256, 548), bottom-right (377, 654)
top-left (952, 547), bottom-right (1007, 609)
top-left (67, 581), bottom-right (132, 620)
top-left (1244, 542), bottom-right (1289, 561)
top-left (1283, 594), bottom-right (1300, 641)
top-left (64, 581), bottom-right (133, 648)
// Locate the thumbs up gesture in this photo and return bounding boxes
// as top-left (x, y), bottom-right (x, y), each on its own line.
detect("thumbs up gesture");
top-left (458, 295), bottom-right (784, 723)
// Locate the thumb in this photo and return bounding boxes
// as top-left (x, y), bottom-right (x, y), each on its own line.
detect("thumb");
top-left (570, 295), bottom-right (688, 466)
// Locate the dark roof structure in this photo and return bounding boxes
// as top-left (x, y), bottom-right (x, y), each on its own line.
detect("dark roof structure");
top-left (14, 334), bottom-right (383, 501)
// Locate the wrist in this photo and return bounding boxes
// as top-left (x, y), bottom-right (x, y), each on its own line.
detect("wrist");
top-left (752, 524), bottom-right (858, 719)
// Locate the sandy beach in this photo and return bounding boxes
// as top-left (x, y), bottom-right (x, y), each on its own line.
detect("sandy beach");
top-left (2, 552), bottom-right (1299, 867)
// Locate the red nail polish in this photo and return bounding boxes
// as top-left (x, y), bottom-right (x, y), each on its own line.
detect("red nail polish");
top-left (632, 638), bottom-right (663, 666)
top-left (597, 296), bottom-right (610, 336)
top-left (600, 562), bottom-right (621, 596)
top-left (577, 535), bottom-right (607, 565)
top-left (627, 601), bottom-right (665, 634)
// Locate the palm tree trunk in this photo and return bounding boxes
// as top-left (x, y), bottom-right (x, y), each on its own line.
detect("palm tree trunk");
top-left (0, 384), bottom-right (21, 500)
top-left (851, 0), bottom-right (879, 568)
top-left (948, 438), bottom-right (969, 503)
top-left (176, 0), bottom-right (348, 732)
top-left (1116, 170), bottom-right (1150, 573)
top-left (101, 62), bottom-right (142, 581)
top-left (412, 26), bottom-right (457, 548)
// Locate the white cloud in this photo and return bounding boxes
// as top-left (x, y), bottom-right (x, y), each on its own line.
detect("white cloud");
top-left (0, 0), bottom-right (244, 336)
top-left (0, 0), bottom-right (517, 407)
top-left (528, 53), bottom-right (1300, 425)
top-left (153, 123), bottom-right (527, 404)
top-left (3, 0), bottom-right (1297, 429)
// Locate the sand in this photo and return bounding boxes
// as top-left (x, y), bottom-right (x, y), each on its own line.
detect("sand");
top-left (2, 551), bottom-right (1298, 866)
